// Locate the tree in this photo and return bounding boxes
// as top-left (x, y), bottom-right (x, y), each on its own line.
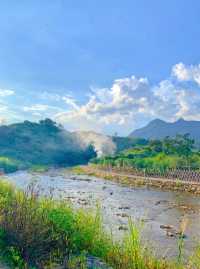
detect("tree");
top-left (162, 134), bottom-right (194, 157)
top-left (149, 139), bottom-right (163, 153)
top-left (84, 144), bottom-right (97, 162)
top-left (175, 134), bottom-right (194, 158)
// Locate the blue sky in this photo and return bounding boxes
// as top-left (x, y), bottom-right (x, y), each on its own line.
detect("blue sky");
top-left (1, 1), bottom-right (200, 135)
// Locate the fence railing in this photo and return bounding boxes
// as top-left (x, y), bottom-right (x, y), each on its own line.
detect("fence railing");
top-left (95, 165), bottom-right (200, 183)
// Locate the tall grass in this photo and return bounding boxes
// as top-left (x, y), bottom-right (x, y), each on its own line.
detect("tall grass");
top-left (0, 180), bottom-right (198, 268)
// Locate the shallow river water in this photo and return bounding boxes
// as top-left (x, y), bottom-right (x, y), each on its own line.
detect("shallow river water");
top-left (5, 169), bottom-right (200, 258)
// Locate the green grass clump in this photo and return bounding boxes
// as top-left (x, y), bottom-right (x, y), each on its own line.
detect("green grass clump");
top-left (0, 180), bottom-right (198, 269)
top-left (29, 165), bottom-right (49, 173)
top-left (71, 166), bottom-right (86, 175)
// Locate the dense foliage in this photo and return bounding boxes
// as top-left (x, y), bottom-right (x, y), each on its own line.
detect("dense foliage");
top-left (112, 136), bottom-right (148, 153)
top-left (92, 134), bottom-right (200, 172)
top-left (0, 119), bottom-right (96, 172)
top-left (0, 157), bottom-right (20, 173)
top-left (0, 180), bottom-right (198, 269)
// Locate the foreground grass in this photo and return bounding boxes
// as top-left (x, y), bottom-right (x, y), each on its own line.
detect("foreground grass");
top-left (0, 180), bottom-right (199, 268)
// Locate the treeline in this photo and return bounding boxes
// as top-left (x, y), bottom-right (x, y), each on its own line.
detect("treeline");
top-left (0, 119), bottom-right (96, 173)
top-left (92, 134), bottom-right (200, 172)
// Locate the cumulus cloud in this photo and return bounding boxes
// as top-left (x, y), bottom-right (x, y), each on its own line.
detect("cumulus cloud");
top-left (62, 96), bottom-right (79, 110)
top-left (55, 63), bottom-right (200, 134)
top-left (2, 63), bottom-right (200, 134)
top-left (172, 62), bottom-right (200, 85)
top-left (56, 76), bottom-right (152, 131)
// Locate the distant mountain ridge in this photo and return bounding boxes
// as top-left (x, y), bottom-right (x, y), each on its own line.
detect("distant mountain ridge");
top-left (130, 118), bottom-right (200, 142)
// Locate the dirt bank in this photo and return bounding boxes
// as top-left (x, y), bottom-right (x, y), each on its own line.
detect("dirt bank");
top-left (74, 165), bottom-right (200, 195)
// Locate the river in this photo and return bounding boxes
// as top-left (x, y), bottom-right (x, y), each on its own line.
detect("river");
top-left (5, 169), bottom-right (200, 259)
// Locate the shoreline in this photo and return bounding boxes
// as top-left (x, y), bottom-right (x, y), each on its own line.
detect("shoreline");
top-left (73, 165), bottom-right (200, 195)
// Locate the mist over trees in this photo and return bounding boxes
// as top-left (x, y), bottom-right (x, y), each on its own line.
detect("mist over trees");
top-left (92, 134), bottom-right (199, 172)
top-left (0, 119), bottom-right (96, 172)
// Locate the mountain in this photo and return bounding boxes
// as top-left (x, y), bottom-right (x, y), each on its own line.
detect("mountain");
top-left (0, 119), bottom-right (136, 170)
top-left (0, 119), bottom-right (96, 170)
top-left (130, 118), bottom-right (200, 142)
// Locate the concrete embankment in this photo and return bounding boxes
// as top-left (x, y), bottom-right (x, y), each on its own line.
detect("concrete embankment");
top-left (75, 166), bottom-right (200, 195)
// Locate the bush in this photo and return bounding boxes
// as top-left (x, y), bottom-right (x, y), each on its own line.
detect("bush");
top-left (0, 157), bottom-right (19, 173)
top-left (0, 181), bottom-right (111, 268)
top-left (0, 180), bottom-right (198, 269)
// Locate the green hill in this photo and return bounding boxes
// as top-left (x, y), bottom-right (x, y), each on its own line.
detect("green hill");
top-left (0, 119), bottom-right (96, 172)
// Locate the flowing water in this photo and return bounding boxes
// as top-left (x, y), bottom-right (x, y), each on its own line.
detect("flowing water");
top-left (5, 169), bottom-right (200, 258)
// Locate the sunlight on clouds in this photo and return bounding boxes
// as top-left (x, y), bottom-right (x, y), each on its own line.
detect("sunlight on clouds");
top-left (2, 62), bottom-right (200, 134)
top-left (55, 75), bottom-right (150, 131)
top-left (55, 63), bottom-right (200, 133)
top-left (172, 62), bottom-right (200, 85)
top-left (62, 96), bottom-right (79, 110)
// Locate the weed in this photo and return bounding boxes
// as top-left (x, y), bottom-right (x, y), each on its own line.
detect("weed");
top-left (0, 180), bottom-right (198, 269)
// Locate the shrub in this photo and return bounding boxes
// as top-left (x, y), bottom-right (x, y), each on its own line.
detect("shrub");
top-left (0, 157), bottom-right (19, 173)
top-left (0, 180), bottom-right (198, 269)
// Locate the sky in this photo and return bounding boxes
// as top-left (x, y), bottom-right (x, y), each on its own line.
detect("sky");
top-left (1, 1), bottom-right (200, 135)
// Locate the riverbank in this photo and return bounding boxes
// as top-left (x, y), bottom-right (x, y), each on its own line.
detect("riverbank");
top-left (5, 169), bottom-right (200, 261)
top-left (0, 179), bottom-right (196, 269)
top-left (73, 165), bottom-right (200, 195)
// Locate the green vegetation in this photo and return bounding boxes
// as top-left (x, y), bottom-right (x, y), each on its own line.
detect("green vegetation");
top-left (92, 134), bottom-right (200, 173)
top-left (0, 119), bottom-right (96, 173)
top-left (112, 136), bottom-right (148, 153)
top-left (0, 157), bottom-right (20, 173)
top-left (29, 165), bottom-right (49, 173)
top-left (0, 180), bottom-right (198, 269)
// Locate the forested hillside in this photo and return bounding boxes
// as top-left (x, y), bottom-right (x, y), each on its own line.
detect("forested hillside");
top-left (0, 119), bottom-right (96, 172)
top-left (92, 134), bottom-right (200, 172)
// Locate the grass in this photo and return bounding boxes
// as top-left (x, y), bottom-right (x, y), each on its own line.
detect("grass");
top-left (0, 180), bottom-right (198, 268)
top-left (72, 166), bottom-right (87, 175)
top-left (29, 165), bottom-right (49, 173)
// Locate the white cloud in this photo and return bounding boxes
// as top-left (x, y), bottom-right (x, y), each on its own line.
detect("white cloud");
top-left (2, 63), bottom-right (199, 134)
top-left (172, 62), bottom-right (200, 85)
top-left (23, 104), bottom-right (50, 112)
top-left (0, 118), bottom-right (7, 125)
top-left (39, 91), bottom-right (62, 102)
top-left (23, 104), bottom-right (62, 112)
top-left (55, 63), bottom-right (200, 133)
top-left (62, 96), bottom-right (79, 110)
top-left (0, 105), bottom-right (9, 112)
top-left (0, 89), bottom-right (15, 97)
top-left (55, 76), bottom-right (151, 131)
